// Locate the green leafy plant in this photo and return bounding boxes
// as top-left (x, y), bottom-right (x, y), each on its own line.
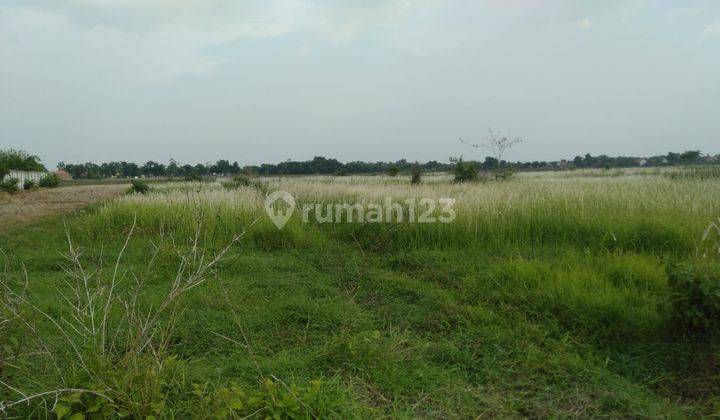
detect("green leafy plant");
top-left (130, 179), bottom-right (149, 194)
top-left (23, 179), bottom-right (37, 190)
top-left (0, 149), bottom-right (46, 173)
top-left (192, 379), bottom-right (324, 418)
top-left (38, 173), bottom-right (60, 188)
top-left (0, 178), bottom-right (19, 193)
top-left (667, 261), bottom-right (720, 337)
top-left (53, 390), bottom-right (115, 419)
top-left (450, 156), bottom-right (478, 183)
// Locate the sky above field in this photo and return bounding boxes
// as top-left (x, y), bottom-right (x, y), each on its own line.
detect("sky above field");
top-left (1, 0), bottom-right (719, 168)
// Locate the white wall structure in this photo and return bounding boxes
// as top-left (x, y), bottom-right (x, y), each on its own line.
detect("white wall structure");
top-left (2, 170), bottom-right (47, 189)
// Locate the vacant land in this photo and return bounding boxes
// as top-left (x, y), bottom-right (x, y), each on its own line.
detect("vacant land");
top-left (0, 184), bottom-right (129, 233)
top-left (1, 171), bottom-right (719, 417)
top-left (59, 178), bottom-right (173, 188)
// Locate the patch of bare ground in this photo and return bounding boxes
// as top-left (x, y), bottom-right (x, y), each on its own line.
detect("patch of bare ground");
top-left (0, 184), bottom-right (128, 233)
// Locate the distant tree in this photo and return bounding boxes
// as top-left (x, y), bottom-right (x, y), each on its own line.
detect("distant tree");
top-left (411, 164), bottom-right (422, 184)
top-left (666, 152), bottom-right (681, 164)
top-left (166, 159), bottom-right (180, 177)
top-left (482, 156), bottom-right (499, 170)
top-left (141, 161), bottom-right (165, 177)
top-left (0, 149), bottom-right (46, 177)
top-left (680, 150), bottom-right (701, 163)
top-left (213, 159), bottom-right (232, 174)
top-left (123, 162), bottom-right (140, 178)
top-left (460, 129), bottom-right (522, 169)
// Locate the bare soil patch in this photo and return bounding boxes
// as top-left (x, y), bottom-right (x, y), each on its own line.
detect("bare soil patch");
top-left (0, 184), bottom-right (128, 233)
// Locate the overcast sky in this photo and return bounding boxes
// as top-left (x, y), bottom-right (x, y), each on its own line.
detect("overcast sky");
top-left (1, 0), bottom-right (719, 169)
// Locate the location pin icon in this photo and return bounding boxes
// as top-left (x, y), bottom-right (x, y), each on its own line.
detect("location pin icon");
top-left (264, 191), bottom-right (296, 229)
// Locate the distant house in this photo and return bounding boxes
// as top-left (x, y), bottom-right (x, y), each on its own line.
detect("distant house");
top-left (54, 169), bottom-right (73, 180)
top-left (2, 170), bottom-right (47, 189)
top-left (637, 158), bottom-right (648, 166)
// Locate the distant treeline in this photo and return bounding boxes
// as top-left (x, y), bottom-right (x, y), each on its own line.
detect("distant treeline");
top-left (52, 150), bottom-right (718, 179)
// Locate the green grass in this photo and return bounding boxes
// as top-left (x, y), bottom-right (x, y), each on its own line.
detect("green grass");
top-left (1, 174), bottom-right (719, 417)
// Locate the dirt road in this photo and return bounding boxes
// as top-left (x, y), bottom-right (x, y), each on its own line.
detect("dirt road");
top-left (0, 184), bottom-right (128, 233)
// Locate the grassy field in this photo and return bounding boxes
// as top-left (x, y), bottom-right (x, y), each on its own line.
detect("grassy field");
top-left (59, 178), bottom-right (174, 188)
top-left (1, 170), bottom-right (719, 418)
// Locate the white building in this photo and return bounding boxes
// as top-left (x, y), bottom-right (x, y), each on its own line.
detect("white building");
top-left (2, 170), bottom-right (47, 189)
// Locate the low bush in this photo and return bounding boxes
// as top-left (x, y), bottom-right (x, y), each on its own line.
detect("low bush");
top-left (23, 179), bottom-right (37, 190)
top-left (667, 261), bottom-right (720, 337)
top-left (191, 379), bottom-right (329, 418)
top-left (38, 173), bottom-right (60, 188)
top-left (451, 157), bottom-right (478, 183)
top-left (222, 175), bottom-right (270, 194)
top-left (222, 175), bottom-right (252, 189)
top-left (0, 177), bottom-right (19, 193)
top-left (130, 179), bottom-right (150, 194)
top-left (411, 165), bottom-right (422, 184)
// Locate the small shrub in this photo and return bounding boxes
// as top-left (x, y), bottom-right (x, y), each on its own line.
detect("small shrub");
top-left (192, 379), bottom-right (327, 418)
top-left (53, 390), bottom-right (114, 419)
top-left (38, 173), bottom-right (60, 188)
top-left (411, 165), bottom-right (422, 184)
top-left (667, 261), bottom-right (720, 337)
top-left (23, 179), bottom-right (37, 190)
top-left (221, 175), bottom-right (271, 195)
top-left (388, 166), bottom-right (400, 177)
top-left (222, 175), bottom-right (252, 190)
top-left (0, 177), bottom-right (19, 193)
top-left (451, 156), bottom-right (478, 183)
top-left (130, 179), bottom-right (150, 194)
